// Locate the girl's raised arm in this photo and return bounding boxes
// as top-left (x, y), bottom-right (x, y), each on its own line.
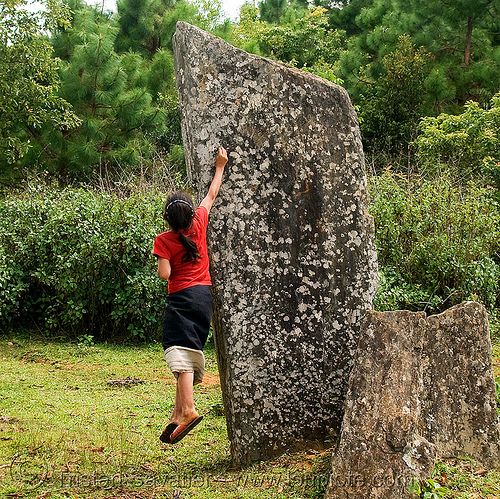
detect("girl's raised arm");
top-left (200, 147), bottom-right (228, 214)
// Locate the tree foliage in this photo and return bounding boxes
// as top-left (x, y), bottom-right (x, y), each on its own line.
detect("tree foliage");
top-left (259, 7), bottom-right (344, 68)
top-left (0, 0), bottom-right (80, 170)
top-left (331, 0), bottom-right (500, 106)
top-left (116, 0), bottom-right (230, 56)
top-left (359, 35), bottom-right (431, 153)
top-left (234, 6), bottom-right (345, 85)
top-left (258, 0), bottom-right (309, 25)
top-left (1, 0), bottom-right (232, 181)
top-left (416, 92), bottom-right (500, 191)
top-left (371, 172), bottom-right (500, 312)
top-left (327, 0), bottom-right (500, 156)
top-left (0, 182), bottom-right (168, 340)
top-left (116, 0), bottom-right (193, 55)
top-left (25, 2), bottom-right (168, 177)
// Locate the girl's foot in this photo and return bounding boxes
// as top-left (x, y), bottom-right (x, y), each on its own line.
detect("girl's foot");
top-left (168, 407), bottom-right (199, 427)
top-left (174, 409), bottom-right (200, 427)
top-left (169, 415), bottom-right (203, 444)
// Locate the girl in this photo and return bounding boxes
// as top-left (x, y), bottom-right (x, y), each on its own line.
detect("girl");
top-left (153, 146), bottom-right (228, 444)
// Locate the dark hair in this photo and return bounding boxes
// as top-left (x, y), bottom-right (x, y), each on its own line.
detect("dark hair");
top-left (163, 191), bottom-right (201, 263)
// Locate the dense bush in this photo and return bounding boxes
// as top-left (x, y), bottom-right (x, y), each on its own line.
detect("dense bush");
top-left (371, 171), bottom-right (500, 313)
top-left (416, 92), bottom-right (500, 193)
top-left (2, 171), bottom-right (499, 341)
top-left (0, 182), bottom-right (169, 341)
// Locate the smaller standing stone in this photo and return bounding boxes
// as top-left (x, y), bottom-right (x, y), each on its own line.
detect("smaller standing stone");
top-left (326, 303), bottom-right (500, 499)
top-left (326, 311), bottom-right (436, 499)
top-left (422, 301), bottom-right (500, 468)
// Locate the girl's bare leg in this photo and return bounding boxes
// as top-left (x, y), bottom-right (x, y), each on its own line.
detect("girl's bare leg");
top-left (169, 371), bottom-right (199, 426)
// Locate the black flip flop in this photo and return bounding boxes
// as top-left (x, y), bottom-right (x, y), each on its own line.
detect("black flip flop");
top-left (159, 422), bottom-right (178, 443)
top-left (170, 416), bottom-right (203, 444)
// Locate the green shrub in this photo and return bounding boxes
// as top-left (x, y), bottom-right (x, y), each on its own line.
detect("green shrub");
top-left (0, 183), bottom-right (169, 341)
top-left (416, 92), bottom-right (500, 193)
top-left (371, 171), bottom-right (500, 312)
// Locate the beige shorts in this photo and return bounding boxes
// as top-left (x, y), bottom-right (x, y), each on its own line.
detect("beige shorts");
top-left (164, 346), bottom-right (205, 385)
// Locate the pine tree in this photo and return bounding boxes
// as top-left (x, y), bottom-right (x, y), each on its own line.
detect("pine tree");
top-left (327, 0), bottom-right (500, 159)
top-left (332, 0), bottom-right (500, 112)
top-left (406, 0), bottom-right (500, 108)
top-left (115, 0), bottom-right (197, 56)
top-left (259, 0), bottom-right (289, 24)
top-left (25, 2), bottom-right (167, 178)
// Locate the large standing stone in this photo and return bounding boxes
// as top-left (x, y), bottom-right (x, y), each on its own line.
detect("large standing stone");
top-left (326, 302), bottom-right (499, 499)
top-left (173, 22), bottom-right (378, 465)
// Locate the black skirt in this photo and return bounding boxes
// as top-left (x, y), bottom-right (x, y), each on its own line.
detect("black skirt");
top-left (162, 285), bottom-right (213, 351)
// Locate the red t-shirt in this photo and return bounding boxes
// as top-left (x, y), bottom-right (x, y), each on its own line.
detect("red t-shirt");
top-left (153, 206), bottom-right (211, 294)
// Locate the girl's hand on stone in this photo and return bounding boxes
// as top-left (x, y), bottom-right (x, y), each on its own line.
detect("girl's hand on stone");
top-left (200, 147), bottom-right (227, 213)
top-left (216, 147), bottom-right (228, 169)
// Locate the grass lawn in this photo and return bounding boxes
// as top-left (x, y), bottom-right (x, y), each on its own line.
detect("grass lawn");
top-left (1, 321), bottom-right (500, 499)
top-left (0, 337), bottom-right (329, 499)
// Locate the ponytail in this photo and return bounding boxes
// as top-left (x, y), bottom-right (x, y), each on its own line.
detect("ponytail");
top-left (163, 191), bottom-right (201, 263)
top-left (178, 232), bottom-right (201, 263)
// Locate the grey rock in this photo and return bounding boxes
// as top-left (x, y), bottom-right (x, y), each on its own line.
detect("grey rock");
top-left (326, 303), bottom-right (499, 499)
top-left (326, 311), bottom-right (436, 499)
top-left (422, 301), bottom-right (500, 468)
top-left (173, 22), bottom-right (378, 465)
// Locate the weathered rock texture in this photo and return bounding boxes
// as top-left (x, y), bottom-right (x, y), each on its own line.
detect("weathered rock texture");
top-left (326, 310), bottom-right (436, 499)
top-left (422, 302), bottom-right (500, 467)
top-left (173, 22), bottom-right (378, 465)
top-left (326, 302), bottom-right (499, 499)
